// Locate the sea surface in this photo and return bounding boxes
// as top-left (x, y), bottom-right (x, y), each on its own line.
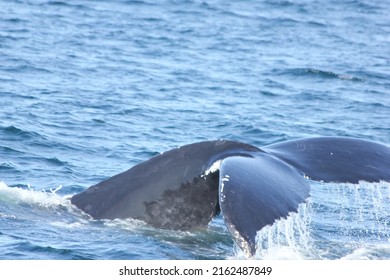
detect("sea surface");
top-left (0, 0), bottom-right (389, 260)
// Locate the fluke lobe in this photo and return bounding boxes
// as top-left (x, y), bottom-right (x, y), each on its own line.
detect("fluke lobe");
top-left (71, 137), bottom-right (390, 256)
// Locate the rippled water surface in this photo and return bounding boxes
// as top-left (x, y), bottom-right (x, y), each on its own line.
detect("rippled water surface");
top-left (1, 0), bottom-right (389, 259)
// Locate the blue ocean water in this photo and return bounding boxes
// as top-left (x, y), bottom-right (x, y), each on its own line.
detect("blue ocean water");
top-left (0, 0), bottom-right (389, 260)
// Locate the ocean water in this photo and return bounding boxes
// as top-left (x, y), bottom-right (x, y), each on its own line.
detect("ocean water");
top-left (0, 0), bottom-right (389, 260)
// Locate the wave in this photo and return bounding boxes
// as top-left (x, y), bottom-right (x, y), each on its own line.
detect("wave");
top-left (273, 68), bottom-right (364, 81)
top-left (0, 125), bottom-right (45, 142)
top-left (39, 0), bottom-right (90, 10)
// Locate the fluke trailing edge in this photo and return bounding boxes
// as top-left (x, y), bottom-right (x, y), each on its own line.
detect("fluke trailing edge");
top-left (70, 137), bottom-right (390, 256)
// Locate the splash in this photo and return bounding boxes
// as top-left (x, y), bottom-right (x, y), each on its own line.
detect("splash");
top-left (311, 181), bottom-right (390, 244)
top-left (0, 181), bottom-right (72, 209)
top-left (253, 203), bottom-right (312, 260)
top-left (239, 181), bottom-right (390, 260)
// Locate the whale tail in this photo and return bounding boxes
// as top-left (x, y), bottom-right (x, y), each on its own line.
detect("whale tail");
top-left (263, 137), bottom-right (390, 183)
top-left (71, 137), bottom-right (390, 256)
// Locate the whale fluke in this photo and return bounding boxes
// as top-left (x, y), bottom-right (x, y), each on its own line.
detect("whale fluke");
top-left (219, 153), bottom-right (310, 256)
top-left (71, 137), bottom-right (390, 256)
top-left (71, 140), bottom-right (260, 229)
top-left (263, 137), bottom-right (390, 183)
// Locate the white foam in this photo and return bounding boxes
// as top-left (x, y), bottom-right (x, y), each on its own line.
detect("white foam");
top-left (49, 221), bottom-right (86, 229)
top-left (103, 217), bottom-right (150, 233)
top-left (0, 181), bottom-right (72, 209)
top-left (340, 244), bottom-right (390, 260)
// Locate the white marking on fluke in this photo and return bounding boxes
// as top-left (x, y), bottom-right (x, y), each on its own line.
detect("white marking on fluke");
top-left (220, 175), bottom-right (230, 194)
top-left (202, 160), bottom-right (222, 177)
